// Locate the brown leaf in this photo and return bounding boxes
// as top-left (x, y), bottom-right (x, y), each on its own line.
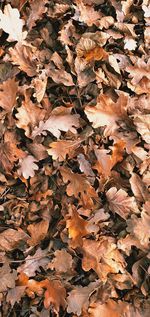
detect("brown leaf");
top-left (67, 281), bottom-right (99, 316)
top-left (129, 172), bottom-right (150, 202)
top-left (47, 139), bottom-right (80, 161)
top-left (89, 299), bottom-right (131, 317)
top-left (106, 187), bottom-right (138, 219)
top-left (27, 0), bottom-right (48, 30)
top-left (0, 228), bottom-right (28, 251)
top-left (17, 155), bottom-right (39, 179)
top-left (48, 249), bottom-right (73, 273)
top-left (27, 220), bottom-right (49, 246)
top-left (0, 262), bottom-right (17, 292)
top-left (0, 78), bottom-right (18, 113)
top-left (9, 43), bottom-right (37, 77)
top-left (134, 115), bottom-right (150, 144)
top-left (32, 106), bottom-right (80, 139)
top-left (42, 279), bottom-right (67, 312)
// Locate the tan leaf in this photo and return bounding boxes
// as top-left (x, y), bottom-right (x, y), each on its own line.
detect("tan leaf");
top-left (27, 220), bottom-right (49, 246)
top-left (67, 281), bottom-right (99, 316)
top-left (47, 67), bottom-right (74, 86)
top-left (74, 0), bottom-right (102, 26)
top-left (129, 172), bottom-right (150, 202)
top-left (47, 140), bottom-right (80, 161)
top-left (0, 262), bottom-right (17, 292)
top-left (126, 58), bottom-right (150, 86)
top-left (7, 286), bottom-right (26, 306)
top-left (31, 72), bottom-right (47, 103)
top-left (0, 4), bottom-right (27, 42)
top-left (42, 279), bottom-right (67, 312)
top-left (66, 205), bottom-right (88, 248)
top-left (60, 166), bottom-right (98, 208)
top-left (17, 248), bottom-right (49, 277)
top-left (0, 228), bottom-right (28, 251)
top-left (9, 43), bottom-right (37, 77)
top-left (0, 78), bottom-right (18, 113)
top-left (27, 0), bottom-right (48, 30)
top-left (32, 106), bottom-right (80, 139)
top-left (16, 94), bottom-right (46, 137)
top-left (89, 299), bottom-right (131, 317)
top-left (77, 154), bottom-right (95, 177)
top-left (85, 93), bottom-right (128, 135)
top-left (18, 155), bottom-right (39, 179)
top-left (82, 237), bottom-right (126, 281)
top-left (127, 201), bottom-right (150, 249)
top-left (134, 115), bottom-right (150, 144)
top-left (106, 187), bottom-right (138, 219)
top-left (48, 249), bottom-right (73, 273)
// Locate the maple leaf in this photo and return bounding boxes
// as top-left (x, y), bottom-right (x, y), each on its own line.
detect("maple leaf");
top-left (67, 281), bottom-right (99, 316)
top-left (32, 106), bottom-right (80, 139)
top-left (17, 155), bottom-right (39, 179)
top-left (47, 139), bottom-right (80, 161)
top-left (27, 220), bottom-right (49, 246)
top-left (85, 93), bottom-right (128, 135)
top-left (106, 187), bottom-right (138, 219)
top-left (48, 249), bottom-right (73, 273)
top-left (0, 78), bottom-right (18, 113)
top-left (0, 262), bottom-right (17, 292)
top-left (0, 4), bottom-right (27, 42)
top-left (0, 228), bottom-right (29, 251)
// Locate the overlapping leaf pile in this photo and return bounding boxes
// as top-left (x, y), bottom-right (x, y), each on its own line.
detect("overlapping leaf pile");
top-left (0, 0), bottom-right (150, 316)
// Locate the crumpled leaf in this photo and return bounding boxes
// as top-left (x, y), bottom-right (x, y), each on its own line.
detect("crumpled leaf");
top-left (0, 262), bottom-right (17, 292)
top-left (106, 187), bottom-right (138, 219)
top-left (32, 106), bottom-right (80, 139)
top-left (17, 155), bottom-right (39, 179)
top-left (67, 281), bottom-right (99, 316)
top-left (47, 139), bottom-right (80, 161)
top-left (0, 4), bottom-right (27, 42)
top-left (0, 78), bottom-right (18, 113)
top-left (27, 220), bottom-right (49, 246)
top-left (48, 249), bottom-right (73, 273)
top-left (27, 0), bottom-right (48, 30)
top-left (17, 248), bottom-right (49, 277)
top-left (134, 114), bottom-right (150, 144)
top-left (0, 228), bottom-right (28, 251)
top-left (89, 299), bottom-right (131, 317)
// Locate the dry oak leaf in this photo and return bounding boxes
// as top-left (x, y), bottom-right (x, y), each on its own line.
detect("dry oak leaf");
top-left (85, 93), bottom-right (128, 136)
top-left (31, 71), bottom-right (47, 103)
top-left (0, 262), bottom-right (17, 293)
top-left (41, 279), bottom-right (67, 312)
top-left (66, 205), bottom-right (89, 248)
top-left (47, 66), bottom-right (74, 87)
top-left (127, 201), bottom-right (150, 249)
top-left (0, 130), bottom-right (25, 173)
top-left (17, 248), bottom-right (49, 277)
top-left (47, 139), bottom-right (80, 162)
top-left (27, 0), bottom-right (48, 30)
top-left (126, 58), bottom-right (150, 86)
top-left (67, 281), bottom-right (99, 316)
top-left (0, 228), bottom-right (29, 251)
top-left (0, 78), bottom-right (18, 113)
top-left (7, 286), bottom-right (26, 306)
top-left (32, 106), bottom-right (80, 139)
top-left (89, 299), bottom-right (131, 317)
top-left (0, 4), bottom-right (27, 42)
top-left (77, 153), bottom-right (95, 177)
top-left (129, 172), bottom-right (150, 203)
top-left (48, 249), bottom-right (73, 273)
top-left (9, 43), bottom-right (37, 77)
top-left (60, 166), bottom-right (98, 204)
top-left (74, 0), bottom-right (102, 26)
top-left (134, 115), bottom-right (150, 144)
top-left (27, 220), bottom-right (49, 246)
top-left (17, 155), bottom-right (39, 179)
top-left (82, 237), bottom-right (126, 282)
top-left (16, 95), bottom-right (46, 138)
top-left (106, 187), bottom-right (138, 219)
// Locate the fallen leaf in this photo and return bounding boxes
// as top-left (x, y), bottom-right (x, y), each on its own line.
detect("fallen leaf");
top-left (47, 139), bottom-right (80, 161)
top-left (48, 249), bottom-right (73, 273)
top-left (106, 187), bottom-right (138, 219)
top-left (0, 262), bottom-right (17, 292)
top-left (0, 228), bottom-right (28, 251)
top-left (0, 78), bottom-right (18, 113)
top-left (27, 220), bottom-right (49, 246)
top-left (0, 4), bottom-right (27, 42)
top-left (18, 155), bottom-right (39, 179)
